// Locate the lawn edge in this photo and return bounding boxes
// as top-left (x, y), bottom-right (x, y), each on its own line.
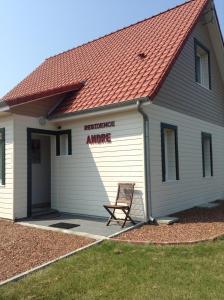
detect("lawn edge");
top-left (108, 221), bottom-right (145, 238)
top-left (0, 239), bottom-right (104, 287)
top-left (111, 232), bottom-right (224, 245)
top-left (0, 220), bottom-right (143, 287)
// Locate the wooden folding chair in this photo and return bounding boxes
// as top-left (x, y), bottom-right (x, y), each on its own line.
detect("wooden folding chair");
top-left (103, 183), bottom-right (136, 228)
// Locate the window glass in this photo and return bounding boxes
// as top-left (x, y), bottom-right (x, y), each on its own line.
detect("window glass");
top-left (202, 133), bottom-right (213, 177)
top-left (161, 124), bottom-right (179, 182)
top-left (164, 128), bottom-right (176, 180)
top-left (195, 54), bottom-right (201, 83)
top-left (195, 41), bottom-right (210, 89)
top-left (0, 138), bottom-right (3, 184)
top-left (31, 139), bottom-right (41, 164)
top-left (60, 134), bottom-right (68, 156)
top-left (0, 129), bottom-right (5, 185)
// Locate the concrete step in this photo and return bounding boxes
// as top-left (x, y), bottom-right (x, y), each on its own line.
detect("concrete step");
top-left (156, 216), bottom-right (179, 225)
top-left (196, 202), bottom-right (219, 209)
top-left (31, 208), bottom-right (60, 219)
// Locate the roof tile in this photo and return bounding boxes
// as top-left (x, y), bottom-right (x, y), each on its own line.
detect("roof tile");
top-left (1, 0), bottom-right (208, 115)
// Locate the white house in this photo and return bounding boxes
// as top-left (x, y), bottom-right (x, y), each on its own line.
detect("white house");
top-left (0, 0), bottom-right (223, 222)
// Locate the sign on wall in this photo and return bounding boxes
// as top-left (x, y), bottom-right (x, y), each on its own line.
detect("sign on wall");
top-left (84, 121), bottom-right (115, 144)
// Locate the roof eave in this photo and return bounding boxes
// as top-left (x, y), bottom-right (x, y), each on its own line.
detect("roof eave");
top-left (48, 96), bottom-right (150, 122)
top-left (0, 104), bottom-right (10, 112)
top-left (0, 102), bottom-right (10, 112)
top-left (2, 81), bottom-right (84, 108)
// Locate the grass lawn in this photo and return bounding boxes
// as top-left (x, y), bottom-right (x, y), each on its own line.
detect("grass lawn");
top-left (1, 239), bottom-right (224, 300)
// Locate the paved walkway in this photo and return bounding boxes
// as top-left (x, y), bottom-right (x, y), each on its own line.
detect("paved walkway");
top-left (19, 213), bottom-right (134, 239)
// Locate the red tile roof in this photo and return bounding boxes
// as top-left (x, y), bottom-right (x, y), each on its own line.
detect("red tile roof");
top-left (3, 82), bottom-right (84, 107)
top-left (2, 0), bottom-right (209, 116)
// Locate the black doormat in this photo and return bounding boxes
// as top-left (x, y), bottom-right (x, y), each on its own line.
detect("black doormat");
top-left (49, 222), bottom-right (80, 229)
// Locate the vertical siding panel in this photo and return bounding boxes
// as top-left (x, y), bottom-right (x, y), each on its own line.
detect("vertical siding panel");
top-left (155, 22), bottom-right (224, 126)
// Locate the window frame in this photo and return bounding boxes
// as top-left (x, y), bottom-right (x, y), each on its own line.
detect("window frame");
top-left (161, 123), bottom-right (179, 182)
top-left (0, 128), bottom-right (5, 185)
top-left (201, 132), bottom-right (213, 177)
top-left (56, 130), bottom-right (72, 156)
top-left (194, 38), bottom-right (211, 90)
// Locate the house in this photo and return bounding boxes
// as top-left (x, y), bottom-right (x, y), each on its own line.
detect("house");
top-left (0, 0), bottom-right (223, 222)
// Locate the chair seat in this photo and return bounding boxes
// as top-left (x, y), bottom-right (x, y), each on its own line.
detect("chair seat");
top-left (104, 204), bottom-right (129, 209)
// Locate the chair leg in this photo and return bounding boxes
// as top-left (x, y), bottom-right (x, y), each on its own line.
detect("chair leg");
top-left (122, 215), bottom-right (128, 228)
top-left (121, 209), bottom-right (129, 228)
top-left (104, 206), bottom-right (136, 228)
top-left (104, 206), bottom-right (117, 226)
top-left (121, 208), bottom-right (136, 228)
top-left (106, 216), bottom-right (112, 226)
top-left (106, 208), bottom-right (112, 226)
top-left (128, 215), bottom-right (136, 225)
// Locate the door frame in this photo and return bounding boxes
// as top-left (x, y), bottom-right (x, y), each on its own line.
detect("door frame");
top-left (27, 127), bottom-right (72, 217)
top-left (27, 128), bottom-right (57, 217)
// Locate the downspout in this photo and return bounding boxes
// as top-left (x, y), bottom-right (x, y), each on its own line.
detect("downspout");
top-left (137, 99), bottom-right (155, 224)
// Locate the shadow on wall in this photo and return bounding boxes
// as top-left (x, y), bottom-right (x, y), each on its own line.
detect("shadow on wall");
top-left (131, 189), bottom-right (144, 220)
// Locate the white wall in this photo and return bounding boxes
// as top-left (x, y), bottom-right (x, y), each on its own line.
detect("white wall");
top-left (14, 114), bottom-right (55, 219)
top-left (51, 110), bottom-right (146, 220)
top-left (6, 103), bottom-right (224, 221)
top-left (0, 116), bottom-right (14, 219)
top-left (12, 111), bottom-right (145, 220)
top-left (144, 103), bottom-right (224, 217)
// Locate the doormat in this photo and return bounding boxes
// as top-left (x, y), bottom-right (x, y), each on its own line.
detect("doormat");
top-left (49, 222), bottom-right (80, 229)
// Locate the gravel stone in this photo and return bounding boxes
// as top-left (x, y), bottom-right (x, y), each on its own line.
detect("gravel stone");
top-left (0, 220), bottom-right (94, 282)
top-left (116, 201), bottom-right (224, 244)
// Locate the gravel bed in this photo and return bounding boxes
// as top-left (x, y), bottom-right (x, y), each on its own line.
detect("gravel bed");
top-left (116, 201), bottom-right (224, 244)
top-left (0, 220), bottom-right (94, 282)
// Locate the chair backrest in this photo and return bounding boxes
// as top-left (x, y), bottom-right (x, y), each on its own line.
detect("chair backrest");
top-left (116, 183), bottom-right (135, 206)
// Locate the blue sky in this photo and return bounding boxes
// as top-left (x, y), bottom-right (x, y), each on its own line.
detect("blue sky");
top-left (0, 0), bottom-right (223, 97)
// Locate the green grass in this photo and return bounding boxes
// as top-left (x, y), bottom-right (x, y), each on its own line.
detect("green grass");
top-left (1, 240), bottom-right (224, 300)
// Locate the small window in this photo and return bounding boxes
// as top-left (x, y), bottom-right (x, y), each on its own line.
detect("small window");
top-left (31, 139), bottom-right (41, 164)
top-left (0, 128), bottom-right (5, 185)
top-left (194, 39), bottom-right (211, 89)
top-left (56, 130), bottom-right (72, 156)
top-left (161, 123), bottom-right (179, 182)
top-left (60, 134), bottom-right (68, 156)
top-left (201, 132), bottom-right (213, 177)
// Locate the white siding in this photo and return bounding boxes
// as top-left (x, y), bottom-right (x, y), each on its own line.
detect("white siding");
top-left (51, 110), bottom-right (145, 220)
top-left (7, 104), bottom-right (224, 220)
top-left (145, 103), bottom-right (224, 217)
top-left (13, 114), bottom-right (55, 219)
top-left (0, 116), bottom-right (14, 219)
